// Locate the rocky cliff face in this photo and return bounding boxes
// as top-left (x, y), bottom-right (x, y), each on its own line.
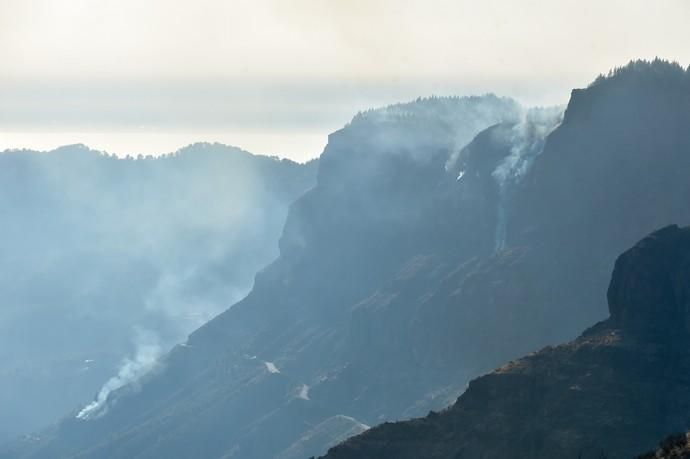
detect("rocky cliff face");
top-left (1, 95), bottom-right (521, 459)
top-left (504, 60), bottom-right (690, 339)
top-left (608, 225), bottom-right (690, 338)
top-left (6, 61), bottom-right (690, 459)
top-left (340, 61), bottom-right (690, 426)
top-left (324, 225), bottom-right (690, 459)
top-left (638, 433), bottom-right (690, 459)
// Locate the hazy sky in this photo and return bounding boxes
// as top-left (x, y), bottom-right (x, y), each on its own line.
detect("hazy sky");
top-left (1, 0), bottom-right (689, 160)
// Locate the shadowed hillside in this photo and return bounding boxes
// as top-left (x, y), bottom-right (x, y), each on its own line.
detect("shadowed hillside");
top-left (324, 225), bottom-right (690, 459)
top-left (0, 143), bottom-right (316, 442)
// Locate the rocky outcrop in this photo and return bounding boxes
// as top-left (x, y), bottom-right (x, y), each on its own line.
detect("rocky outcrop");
top-left (323, 225), bottom-right (690, 459)
top-left (638, 433), bottom-right (690, 459)
top-left (608, 225), bottom-right (690, 338)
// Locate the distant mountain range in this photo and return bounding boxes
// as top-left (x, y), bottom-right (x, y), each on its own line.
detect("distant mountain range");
top-left (3, 59), bottom-right (690, 459)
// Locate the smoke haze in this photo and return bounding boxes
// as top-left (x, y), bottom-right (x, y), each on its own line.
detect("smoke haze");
top-left (0, 143), bottom-right (316, 441)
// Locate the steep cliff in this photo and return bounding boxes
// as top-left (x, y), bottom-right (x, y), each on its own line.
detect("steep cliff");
top-left (324, 225), bottom-right (690, 459)
top-left (2, 96), bottom-right (520, 459)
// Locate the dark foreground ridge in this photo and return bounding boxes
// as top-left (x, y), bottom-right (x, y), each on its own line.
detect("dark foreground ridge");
top-left (637, 432), bottom-right (690, 459)
top-left (323, 225), bottom-right (690, 459)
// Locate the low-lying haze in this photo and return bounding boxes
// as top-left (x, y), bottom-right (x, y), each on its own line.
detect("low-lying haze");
top-left (1, 0), bottom-right (689, 160)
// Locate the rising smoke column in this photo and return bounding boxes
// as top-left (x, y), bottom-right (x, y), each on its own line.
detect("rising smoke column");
top-left (491, 107), bottom-right (563, 251)
top-left (77, 329), bottom-right (161, 420)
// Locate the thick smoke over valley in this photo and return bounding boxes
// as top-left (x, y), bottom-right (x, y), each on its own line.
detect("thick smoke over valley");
top-left (0, 95), bottom-right (527, 446)
top-left (0, 143), bottom-right (316, 441)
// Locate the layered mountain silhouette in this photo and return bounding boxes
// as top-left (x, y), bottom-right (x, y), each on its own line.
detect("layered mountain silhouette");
top-left (325, 224), bottom-right (690, 459)
top-left (0, 143), bottom-right (316, 443)
top-left (4, 59), bottom-right (690, 459)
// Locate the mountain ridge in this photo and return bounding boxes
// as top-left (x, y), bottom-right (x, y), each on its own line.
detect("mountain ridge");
top-left (5, 60), bottom-right (690, 459)
top-left (323, 225), bottom-right (690, 459)
top-left (2, 94), bottom-right (522, 459)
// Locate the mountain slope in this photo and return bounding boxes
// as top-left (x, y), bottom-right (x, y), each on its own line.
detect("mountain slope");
top-left (6, 60), bottom-right (690, 459)
top-left (324, 225), bottom-right (690, 459)
top-left (0, 143), bottom-right (316, 443)
top-left (341, 60), bottom-right (690, 423)
top-left (2, 95), bottom-right (522, 459)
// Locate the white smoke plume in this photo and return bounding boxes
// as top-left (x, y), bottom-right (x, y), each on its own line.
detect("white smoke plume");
top-left (76, 329), bottom-right (161, 420)
top-left (492, 106), bottom-right (564, 251)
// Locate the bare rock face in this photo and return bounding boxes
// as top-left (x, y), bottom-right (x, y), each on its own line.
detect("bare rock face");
top-left (323, 225), bottom-right (690, 459)
top-left (608, 225), bottom-right (690, 338)
top-left (638, 433), bottom-right (690, 459)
